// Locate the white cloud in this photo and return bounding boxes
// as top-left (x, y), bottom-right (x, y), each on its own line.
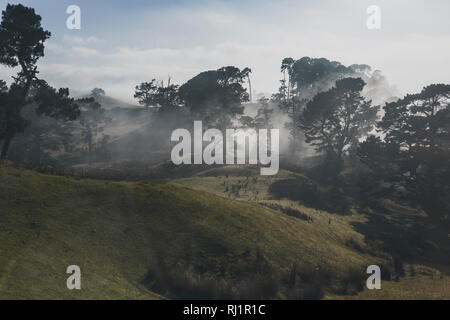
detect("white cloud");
top-left (1, 0), bottom-right (449, 104)
top-left (62, 35), bottom-right (103, 46)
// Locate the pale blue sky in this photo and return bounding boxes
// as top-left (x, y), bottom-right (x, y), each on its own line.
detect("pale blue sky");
top-left (0, 0), bottom-right (449, 102)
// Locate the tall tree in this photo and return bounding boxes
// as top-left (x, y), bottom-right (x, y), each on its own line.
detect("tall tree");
top-left (0, 80), bottom-right (7, 138)
top-left (6, 80), bottom-right (80, 165)
top-left (77, 98), bottom-right (110, 165)
top-left (281, 57), bottom-right (294, 100)
top-left (254, 96), bottom-right (273, 129)
top-left (242, 67), bottom-right (252, 103)
top-left (359, 84), bottom-right (450, 220)
top-left (179, 66), bottom-right (249, 129)
top-left (289, 57), bottom-right (352, 99)
top-left (91, 88), bottom-right (105, 98)
top-left (134, 79), bottom-right (181, 115)
top-left (380, 84), bottom-right (450, 152)
top-left (239, 96), bottom-right (273, 129)
top-left (0, 4), bottom-right (51, 158)
top-left (274, 57), bottom-right (355, 157)
top-left (31, 81), bottom-right (80, 164)
top-left (299, 77), bottom-right (378, 171)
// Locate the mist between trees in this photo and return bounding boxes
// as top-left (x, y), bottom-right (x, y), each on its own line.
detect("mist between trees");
top-left (1, 4), bottom-right (449, 224)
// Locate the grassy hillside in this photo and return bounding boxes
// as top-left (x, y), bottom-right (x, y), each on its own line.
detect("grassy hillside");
top-left (1, 163), bottom-right (447, 299)
top-left (0, 164), bottom-right (388, 299)
top-left (328, 272), bottom-right (450, 300)
top-left (171, 165), bottom-right (450, 299)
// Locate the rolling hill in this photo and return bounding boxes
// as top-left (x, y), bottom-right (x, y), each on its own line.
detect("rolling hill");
top-left (0, 163), bottom-right (448, 299)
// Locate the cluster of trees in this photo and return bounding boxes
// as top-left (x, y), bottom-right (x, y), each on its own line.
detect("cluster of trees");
top-left (358, 84), bottom-right (450, 220)
top-left (1, 4), bottom-right (448, 222)
top-left (271, 57), bottom-right (396, 156)
top-left (134, 66), bottom-right (255, 130)
top-left (0, 4), bottom-right (110, 165)
top-left (298, 77), bottom-right (378, 172)
top-left (268, 56), bottom-right (449, 222)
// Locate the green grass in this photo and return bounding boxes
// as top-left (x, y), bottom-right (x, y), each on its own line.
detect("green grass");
top-left (172, 166), bottom-right (371, 258)
top-left (0, 164), bottom-right (385, 299)
top-left (171, 165), bottom-right (450, 299)
top-left (1, 163), bottom-right (448, 299)
top-left (327, 265), bottom-right (449, 300)
top-left (0, 165), bottom-right (160, 299)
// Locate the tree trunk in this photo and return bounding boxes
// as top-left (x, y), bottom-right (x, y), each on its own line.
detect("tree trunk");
top-left (1, 134), bottom-right (12, 159)
top-left (287, 73), bottom-right (291, 100)
top-left (247, 75), bottom-right (252, 103)
top-left (0, 65), bottom-right (35, 161)
top-left (88, 139), bottom-right (92, 165)
top-left (36, 134), bottom-right (41, 166)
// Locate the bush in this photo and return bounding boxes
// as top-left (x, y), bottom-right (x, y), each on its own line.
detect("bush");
top-left (143, 251), bottom-right (281, 300)
top-left (143, 253), bottom-right (371, 300)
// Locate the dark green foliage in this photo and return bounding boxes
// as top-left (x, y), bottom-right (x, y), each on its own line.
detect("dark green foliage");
top-left (0, 4), bottom-right (51, 71)
top-left (33, 80), bottom-right (80, 121)
top-left (143, 250), bottom-right (279, 299)
top-left (77, 98), bottom-right (111, 165)
top-left (290, 57), bottom-right (352, 92)
top-left (91, 88), bottom-right (105, 97)
top-left (179, 66), bottom-right (250, 129)
top-left (0, 4), bottom-right (61, 159)
top-left (359, 84), bottom-right (450, 221)
top-left (268, 178), bottom-right (351, 214)
top-left (143, 251), bottom-right (368, 300)
top-left (0, 80), bottom-right (8, 137)
top-left (134, 79), bottom-right (182, 115)
top-left (0, 83), bottom-right (30, 158)
top-left (7, 81), bottom-right (80, 165)
top-left (299, 78), bottom-right (379, 173)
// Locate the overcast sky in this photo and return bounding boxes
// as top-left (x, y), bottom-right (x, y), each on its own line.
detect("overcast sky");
top-left (0, 0), bottom-right (449, 103)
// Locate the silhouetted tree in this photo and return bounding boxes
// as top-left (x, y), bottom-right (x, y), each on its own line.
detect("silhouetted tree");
top-left (0, 4), bottom-right (51, 158)
top-left (359, 84), bottom-right (450, 220)
top-left (179, 66), bottom-right (250, 129)
top-left (239, 96), bottom-right (273, 129)
top-left (134, 79), bottom-right (181, 115)
top-left (91, 88), bottom-right (105, 97)
top-left (242, 67), bottom-right (252, 103)
top-left (274, 57), bottom-right (355, 156)
top-left (299, 77), bottom-right (378, 172)
top-left (30, 81), bottom-right (79, 164)
top-left (290, 57), bottom-right (352, 97)
top-left (254, 96), bottom-right (273, 129)
top-left (6, 80), bottom-right (80, 165)
top-left (0, 80), bottom-right (7, 138)
top-left (281, 57), bottom-right (294, 100)
top-left (77, 98), bottom-right (110, 165)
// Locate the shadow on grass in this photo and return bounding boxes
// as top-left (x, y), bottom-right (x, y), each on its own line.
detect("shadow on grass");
top-left (268, 178), bottom-right (352, 215)
top-left (351, 204), bottom-right (450, 274)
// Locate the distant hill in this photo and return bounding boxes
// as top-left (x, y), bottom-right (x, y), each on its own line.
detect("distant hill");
top-left (92, 94), bottom-right (141, 110)
top-left (75, 91), bottom-right (141, 110)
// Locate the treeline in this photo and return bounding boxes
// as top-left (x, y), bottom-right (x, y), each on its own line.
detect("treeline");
top-left (1, 4), bottom-right (449, 223)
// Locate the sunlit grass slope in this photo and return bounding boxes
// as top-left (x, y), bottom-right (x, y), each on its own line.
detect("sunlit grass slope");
top-left (171, 165), bottom-right (450, 300)
top-left (0, 164), bottom-right (382, 299)
top-left (327, 265), bottom-right (449, 300)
